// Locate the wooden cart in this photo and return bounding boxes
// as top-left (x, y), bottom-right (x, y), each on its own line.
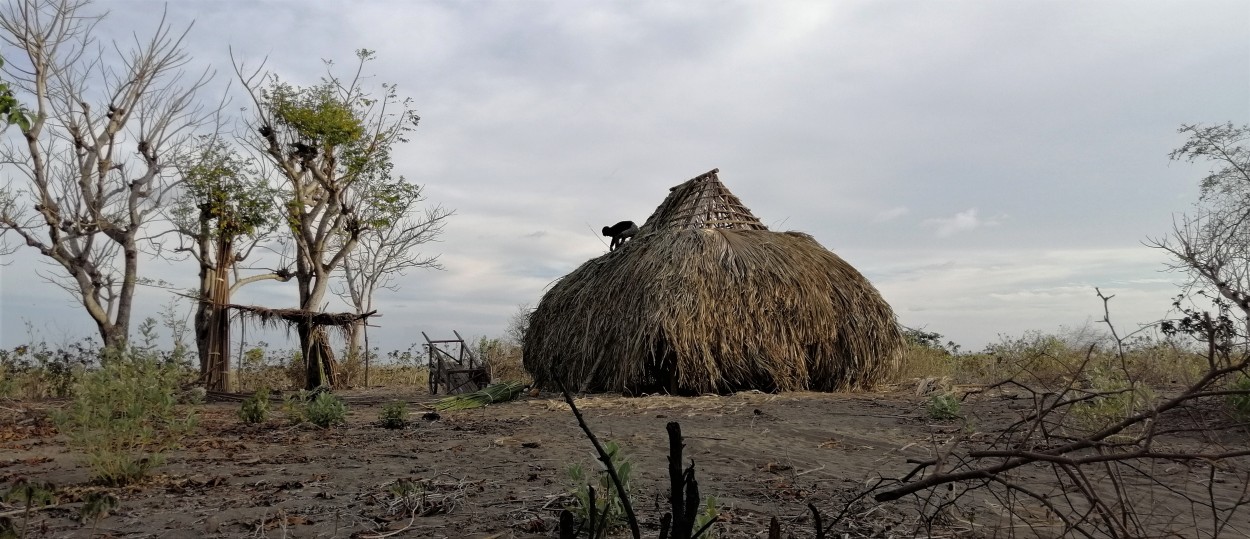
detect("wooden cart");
top-left (424, 331), bottom-right (490, 395)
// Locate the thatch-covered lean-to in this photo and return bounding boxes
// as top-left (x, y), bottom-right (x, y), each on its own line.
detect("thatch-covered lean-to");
top-left (225, 303), bottom-right (378, 389)
top-left (523, 169), bottom-right (904, 395)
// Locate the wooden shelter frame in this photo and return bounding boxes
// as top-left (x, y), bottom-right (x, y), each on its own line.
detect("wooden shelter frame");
top-left (224, 303), bottom-right (378, 389)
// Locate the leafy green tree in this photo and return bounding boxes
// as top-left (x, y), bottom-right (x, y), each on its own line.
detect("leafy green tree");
top-left (168, 138), bottom-right (284, 391)
top-left (237, 49), bottom-right (423, 388)
top-left (0, 56), bottom-right (27, 131)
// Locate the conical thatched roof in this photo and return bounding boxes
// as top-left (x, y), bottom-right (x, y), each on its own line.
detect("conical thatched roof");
top-left (524, 169), bottom-right (903, 395)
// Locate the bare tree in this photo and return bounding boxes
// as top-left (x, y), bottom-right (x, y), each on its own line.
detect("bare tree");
top-left (860, 126), bottom-right (1250, 538)
top-left (334, 187), bottom-right (451, 386)
top-left (868, 291), bottom-right (1250, 539)
top-left (0, 0), bottom-right (211, 348)
top-left (236, 49), bottom-right (421, 389)
top-left (1153, 123), bottom-right (1250, 332)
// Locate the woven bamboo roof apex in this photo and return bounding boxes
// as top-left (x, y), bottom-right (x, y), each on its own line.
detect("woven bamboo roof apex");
top-left (669, 168), bottom-right (720, 191)
top-left (644, 168), bottom-right (766, 233)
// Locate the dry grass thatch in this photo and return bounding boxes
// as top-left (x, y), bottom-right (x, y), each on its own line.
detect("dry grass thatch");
top-left (224, 303), bottom-right (376, 338)
top-left (524, 169), bottom-right (903, 395)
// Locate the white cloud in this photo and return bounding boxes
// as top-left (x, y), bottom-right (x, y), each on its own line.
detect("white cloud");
top-left (923, 208), bottom-right (1001, 237)
top-left (863, 247), bottom-right (1179, 349)
top-left (874, 206), bottom-right (910, 222)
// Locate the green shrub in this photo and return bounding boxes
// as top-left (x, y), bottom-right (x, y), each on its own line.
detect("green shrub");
top-left (1227, 374), bottom-right (1250, 420)
top-left (387, 478), bottom-right (425, 513)
top-left (53, 350), bottom-right (197, 486)
top-left (281, 392), bottom-right (307, 425)
top-left (567, 440), bottom-right (633, 533)
top-left (379, 400), bottom-right (407, 429)
top-left (338, 347), bottom-right (369, 388)
top-left (380, 344), bottom-right (432, 389)
top-left (4, 478), bottom-right (57, 538)
top-left (0, 339), bottom-right (95, 399)
top-left (693, 495), bottom-right (720, 538)
top-left (1070, 369), bottom-right (1155, 434)
top-left (233, 344), bottom-right (306, 392)
top-left (927, 393), bottom-right (962, 420)
top-left (238, 387), bottom-right (270, 424)
top-left (1116, 336), bottom-right (1207, 387)
top-left (895, 342), bottom-right (956, 382)
top-left (80, 490), bottom-right (120, 536)
top-left (476, 336), bottom-right (530, 385)
top-left (304, 392), bottom-right (347, 427)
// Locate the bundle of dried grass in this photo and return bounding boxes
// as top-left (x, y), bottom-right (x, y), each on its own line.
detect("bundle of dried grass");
top-left (524, 169), bottom-right (903, 395)
top-left (224, 303), bottom-right (376, 332)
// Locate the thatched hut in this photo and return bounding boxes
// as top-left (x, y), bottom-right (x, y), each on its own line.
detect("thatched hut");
top-left (524, 169), bottom-right (903, 395)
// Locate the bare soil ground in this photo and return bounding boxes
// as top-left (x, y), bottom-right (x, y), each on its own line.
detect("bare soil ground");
top-left (1, 388), bottom-right (1244, 538)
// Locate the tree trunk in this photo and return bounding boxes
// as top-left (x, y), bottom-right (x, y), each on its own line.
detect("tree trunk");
top-left (196, 239), bottom-right (234, 391)
top-left (347, 320), bottom-right (362, 361)
top-left (99, 320), bottom-right (126, 351)
top-left (300, 323), bottom-right (337, 390)
top-left (194, 209), bottom-right (214, 387)
top-left (196, 295), bottom-right (231, 391)
top-left (296, 262), bottom-right (342, 389)
top-left (204, 302), bottom-right (230, 390)
top-left (195, 298), bottom-right (210, 379)
top-left (347, 320), bottom-right (364, 387)
top-left (115, 240), bottom-right (139, 346)
top-left (363, 322), bottom-right (371, 388)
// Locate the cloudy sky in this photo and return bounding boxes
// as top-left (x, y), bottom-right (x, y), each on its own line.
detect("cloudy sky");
top-left (1, 1), bottom-right (1247, 353)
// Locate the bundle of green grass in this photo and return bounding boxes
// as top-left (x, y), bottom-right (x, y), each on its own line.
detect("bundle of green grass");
top-left (431, 381), bottom-right (528, 411)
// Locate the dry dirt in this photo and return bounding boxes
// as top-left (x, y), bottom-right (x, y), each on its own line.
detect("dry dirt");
top-left (0, 388), bottom-right (1242, 538)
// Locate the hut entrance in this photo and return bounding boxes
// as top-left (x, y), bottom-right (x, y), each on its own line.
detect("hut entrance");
top-left (424, 331), bottom-right (489, 395)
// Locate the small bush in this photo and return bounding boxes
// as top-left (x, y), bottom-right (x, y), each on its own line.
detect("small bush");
top-left (304, 392), bottom-right (347, 427)
top-left (339, 348), bottom-right (365, 388)
top-left (1070, 369), bottom-right (1155, 434)
top-left (387, 478), bottom-right (425, 513)
top-left (0, 339), bottom-right (96, 399)
top-left (693, 495), bottom-right (720, 538)
top-left (567, 440), bottom-right (633, 533)
top-left (1117, 337), bottom-right (1207, 387)
top-left (234, 343), bottom-right (305, 392)
top-left (4, 478), bottom-right (58, 537)
top-left (281, 393), bottom-right (307, 425)
top-left (476, 336), bottom-right (530, 385)
top-left (1227, 374), bottom-right (1250, 420)
top-left (379, 400), bottom-right (407, 429)
top-left (238, 387), bottom-right (270, 424)
top-left (927, 393), bottom-right (962, 420)
top-left (53, 350), bottom-right (197, 486)
top-left (80, 490), bottom-right (120, 535)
